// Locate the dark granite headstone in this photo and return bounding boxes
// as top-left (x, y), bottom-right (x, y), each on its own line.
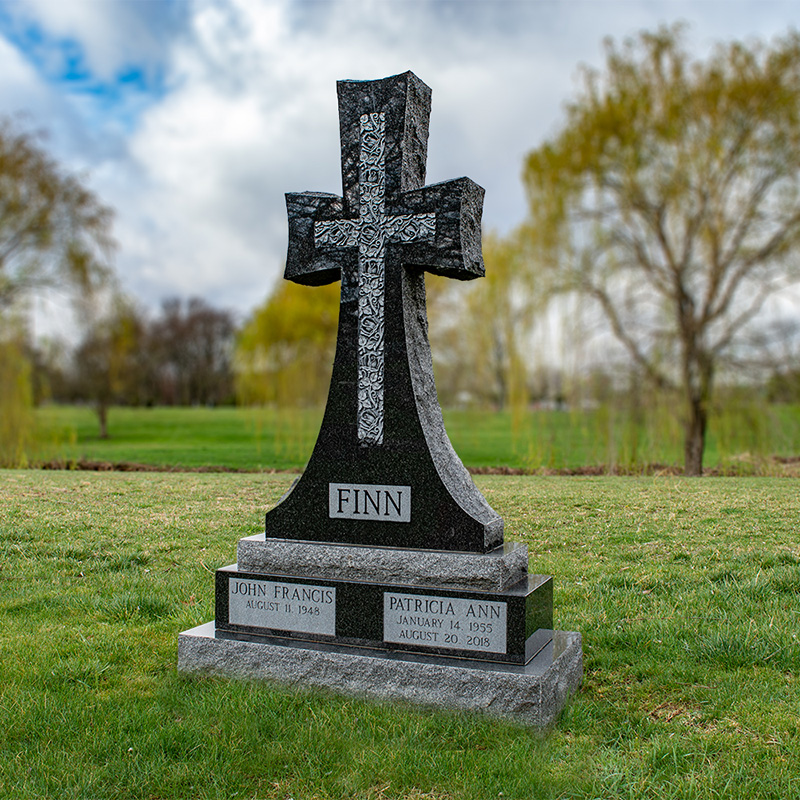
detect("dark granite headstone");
top-left (179, 72), bottom-right (582, 726)
top-left (272, 71), bottom-right (500, 553)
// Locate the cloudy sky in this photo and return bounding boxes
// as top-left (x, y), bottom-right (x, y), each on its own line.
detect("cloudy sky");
top-left (2, 0), bottom-right (799, 329)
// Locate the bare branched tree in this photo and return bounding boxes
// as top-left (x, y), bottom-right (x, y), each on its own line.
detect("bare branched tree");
top-left (524, 25), bottom-right (800, 474)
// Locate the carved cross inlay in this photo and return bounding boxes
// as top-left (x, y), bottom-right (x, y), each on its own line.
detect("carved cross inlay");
top-left (315, 112), bottom-right (436, 445)
top-left (284, 72), bottom-right (486, 449)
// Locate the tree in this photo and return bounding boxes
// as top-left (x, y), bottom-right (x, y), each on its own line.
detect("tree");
top-left (523, 25), bottom-right (800, 474)
top-left (430, 232), bottom-right (531, 410)
top-left (235, 279), bottom-right (340, 407)
top-left (72, 296), bottom-right (145, 438)
top-left (149, 297), bottom-right (236, 406)
top-left (69, 295), bottom-right (236, 434)
top-left (0, 118), bottom-right (113, 312)
top-left (0, 118), bottom-right (114, 458)
top-left (0, 316), bottom-right (33, 465)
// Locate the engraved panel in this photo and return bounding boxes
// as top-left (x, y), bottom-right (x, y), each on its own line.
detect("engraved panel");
top-left (384, 592), bottom-right (507, 654)
top-left (386, 212), bottom-right (436, 241)
top-left (228, 578), bottom-right (336, 635)
top-left (329, 482), bottom-right (411, 522)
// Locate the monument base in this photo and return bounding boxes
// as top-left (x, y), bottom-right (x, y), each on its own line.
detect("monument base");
top-left (178, 622), bottom-right (582, 728)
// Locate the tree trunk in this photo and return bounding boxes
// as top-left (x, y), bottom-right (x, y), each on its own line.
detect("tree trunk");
top-left (97, 402), bottom-right (109, 440)
top-left (684, 392), bottom-right (707, 476)
top-left (680, 326), bottom-right (713, 477)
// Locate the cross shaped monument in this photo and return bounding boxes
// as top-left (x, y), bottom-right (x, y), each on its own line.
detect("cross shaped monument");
top-left (265, 71), bottom-right (502, 553)
top-left (180, 72), bottom-right (581, 729)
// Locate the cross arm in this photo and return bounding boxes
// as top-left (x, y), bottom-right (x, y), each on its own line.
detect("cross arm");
top-left (285, 192), bottom-right (352, 286)
top-left (398, 177), bottom-right (485, 280)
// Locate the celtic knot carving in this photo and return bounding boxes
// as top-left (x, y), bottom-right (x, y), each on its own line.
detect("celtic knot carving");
top-left (386, 213), bottom-right (436, 241)
top-left (315, 219), bottom-right (358, 247)
top-left (313, 112), bottom-right (436, 447)
top-left (356, 113), bottom-right (388, 446)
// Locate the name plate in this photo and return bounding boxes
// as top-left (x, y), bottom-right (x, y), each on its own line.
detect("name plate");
top-left (329, 483), bottom-right (411, 522)
top-left (228, 578), bottom-right (335, 635)
top-left (383, 592), bottom-right (507, 654)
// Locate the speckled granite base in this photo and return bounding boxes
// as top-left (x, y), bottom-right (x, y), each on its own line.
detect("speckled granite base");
top-left (178, 623), bottom-right (582, 728)
top-left (237, 536), bottom-right (528, 591)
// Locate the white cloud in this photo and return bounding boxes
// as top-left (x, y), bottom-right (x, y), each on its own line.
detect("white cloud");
top-left (0, 35), bottom-right (43, 102)
top-left (4, 0), bottom-right (800, 323)
top-left (16, 0), bottom-right (184, 80)
top-left (0, 34), bottom-right (79, 133)
top-left (112, 0), bottom-right (592, 310)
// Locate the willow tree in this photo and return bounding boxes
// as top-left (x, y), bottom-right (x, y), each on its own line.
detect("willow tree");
top-left (0, 320), bottom-right (33, 466)
top-left (430, 232), bottom-right (530, 410)
top-left (0, 119), bottom-right (114, 462)
top-left (0, 119), bottom-right (113, 312)
top-left (235, 278), bottom-right (340, 407)
top-left (523, 25), bottom-right (800, 475)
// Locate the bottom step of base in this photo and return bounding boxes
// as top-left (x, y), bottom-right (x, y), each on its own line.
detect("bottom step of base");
top-left (178, 622), bottom-right (582, 728)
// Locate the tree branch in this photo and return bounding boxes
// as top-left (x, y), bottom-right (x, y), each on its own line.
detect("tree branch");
top-left (585, 275), bottom-right (676, 391)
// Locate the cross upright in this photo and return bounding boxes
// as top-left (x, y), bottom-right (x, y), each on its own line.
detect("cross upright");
top-left (266, 71), bottom-right (503, 554)
top-left (315, 110), bottom-right (437, 446)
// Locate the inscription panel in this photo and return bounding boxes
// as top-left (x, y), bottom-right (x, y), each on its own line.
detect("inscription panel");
top-left (228, 578), bottom-right (335, 635)
top-left (329, 482), bottom-right (411, 522)
top-left (383, 592), bottom-right (507, 654)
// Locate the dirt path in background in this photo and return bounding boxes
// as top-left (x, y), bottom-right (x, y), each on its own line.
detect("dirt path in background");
top-left (36, 459), bottom-right (294, 474)
top-left (32, 457), bottom-right (800, 477)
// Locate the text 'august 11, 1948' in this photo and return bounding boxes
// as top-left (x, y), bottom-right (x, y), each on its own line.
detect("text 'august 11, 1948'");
top-left (329, 483), bottom-right (411, 522)
top-left (228, 578), bottom-right (336, 635)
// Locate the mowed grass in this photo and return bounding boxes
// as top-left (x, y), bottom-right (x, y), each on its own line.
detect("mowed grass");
top-left (33, 405), bottom-right (322, 472)
top-left (31, 403), bottom-right (800, 472)
top-left (1, 470), bottom-right (799, 799)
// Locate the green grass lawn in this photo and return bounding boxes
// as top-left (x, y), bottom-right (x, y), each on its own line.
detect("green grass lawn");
top-left (30, 403), bottom-right (800, 473)
top-left (32, 405), bottom-right (322, 472)
top-left (1, 471), bottom-right (798, 798)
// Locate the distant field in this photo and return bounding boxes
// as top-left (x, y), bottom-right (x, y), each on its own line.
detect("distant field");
top-left (30, 402), bottom-right (800, 473)
top-left (2, 470), bottom-right (798, 798)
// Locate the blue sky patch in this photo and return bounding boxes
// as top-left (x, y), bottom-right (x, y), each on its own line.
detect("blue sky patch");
top-left (0, 5), bottom-right (168, 132)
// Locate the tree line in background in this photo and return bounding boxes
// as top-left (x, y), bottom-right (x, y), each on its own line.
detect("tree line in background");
top-left (3, 24), bottom-right (800, 475)
top-left (47, 296), bottom-right (236, 433)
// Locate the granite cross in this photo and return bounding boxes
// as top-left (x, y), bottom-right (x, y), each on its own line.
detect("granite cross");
top-left (314, 111), bottom-right (436, 446)
top-left (268, 71), bottom-right (502, 553)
